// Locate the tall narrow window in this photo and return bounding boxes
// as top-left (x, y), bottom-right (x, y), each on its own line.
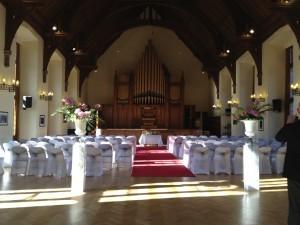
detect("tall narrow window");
top-left (13, 43), bottom-right (20, 139)
top-left (285, 46), bottom-right (293, 121)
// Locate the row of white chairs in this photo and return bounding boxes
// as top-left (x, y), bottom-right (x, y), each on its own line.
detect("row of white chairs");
top-left (1, 135), bottom-right (136, 177)
top-left (168, 136), bottom-right (286, 175)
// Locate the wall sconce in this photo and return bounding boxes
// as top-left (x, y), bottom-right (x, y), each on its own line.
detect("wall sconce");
top-left (291, 83), bottom-right (300, 96)
top-left (250, 93), bottom-right (266, 102)
top-left (0, 78), bottom-right (19, 92)
top-left (39, 91), bottom-right (54, 101)
top-left (212, 101), bottom-right (222, 110)
top-left (227, 99), bottom-right (239, 107)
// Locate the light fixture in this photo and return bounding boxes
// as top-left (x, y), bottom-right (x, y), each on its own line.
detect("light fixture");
top-left (291, 83), bottom-right (300, 95)
top-left (250, 93), bottom-right (266, 102)
top-left (280, 0), bottom-right (290, 4)
top-left (212, 100), bottom-right (222, 110)
top-left (219, 50), bottom-right (229, 58)
top-left (39, 91), bottom-right (54, 101)
top-left (241, 25), bottom-right (255, 39)
top-left (0, 77), bottom-right (19, 92)
top-left (249, 29), bottom-right (255, 34)
top-left (52, 25), bottom-right (57, 31)
top-left (72, 47), bottom-right (76, 52)
top-left (227, 98), bottom-right (239, 107)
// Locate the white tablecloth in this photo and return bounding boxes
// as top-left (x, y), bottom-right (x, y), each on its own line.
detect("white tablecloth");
top-left (139, 134), bottom-right (163, 146)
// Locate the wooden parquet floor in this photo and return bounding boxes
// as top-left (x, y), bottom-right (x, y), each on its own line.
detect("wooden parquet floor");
top-left (0, 169), bottom-right (288, 225)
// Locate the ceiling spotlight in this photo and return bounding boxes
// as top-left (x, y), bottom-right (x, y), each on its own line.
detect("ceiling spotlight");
top-left (72, 47), bottom-right (76, 52)
top-left (226, 49), bottom-right (230, 54)
top-left (52, 25), bottom-right (57, 31)
top-left (249, 29), bottom-right (255, 34)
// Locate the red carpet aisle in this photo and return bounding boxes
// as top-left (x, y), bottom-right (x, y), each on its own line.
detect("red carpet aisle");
top-left (131, 146), bottom-right (195, 177)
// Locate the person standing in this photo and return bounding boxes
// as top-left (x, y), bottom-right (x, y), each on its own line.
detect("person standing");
top-left (275, 103), bottom-right (300, 225)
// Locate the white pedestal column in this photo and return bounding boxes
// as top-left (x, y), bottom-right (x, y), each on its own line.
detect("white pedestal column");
top-left (71, 142), bottom-right (86, 193)
top-left (243, 141), bottom-right (260, 191)
top-left (96, 129), bottom-right (102, 136)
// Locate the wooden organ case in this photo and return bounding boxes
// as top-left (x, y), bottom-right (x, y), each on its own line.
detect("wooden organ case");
top-left (113, 40), bottom-right (184, 129)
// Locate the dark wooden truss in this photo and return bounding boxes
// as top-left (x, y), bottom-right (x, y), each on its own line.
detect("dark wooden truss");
top-left (0, 0), bottom-right (299, 93)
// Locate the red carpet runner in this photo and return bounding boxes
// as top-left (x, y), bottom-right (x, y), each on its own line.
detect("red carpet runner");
top-left (131, 146), bottom-right (195, 177)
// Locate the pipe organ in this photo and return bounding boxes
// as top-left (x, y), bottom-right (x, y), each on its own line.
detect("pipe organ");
top-left (133, 41), bottom-right (166, 105)
top-left (113, 40), bottom-right (184, 129)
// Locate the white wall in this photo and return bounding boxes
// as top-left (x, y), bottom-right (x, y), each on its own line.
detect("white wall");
top-left (67, 66), bottom-right (79, 129)
top-left (86, 26), bottom-right (212, 112)
top-left (80, 79), bottom-right (88, 103)
top-left (0, 4), bottom-right (16, 143)
top-left (231, 52), bottom-right (256, 137)
top-left (47, 51), bottom-right (67, 135)
top-left (16, 22), bottom-right (45, 140)
top-left (68, 67), bottom-right (79, 101)
top-left (219, 68), bottom-right (232, 135)
top-left (261, 25), bottom-right (300, 139)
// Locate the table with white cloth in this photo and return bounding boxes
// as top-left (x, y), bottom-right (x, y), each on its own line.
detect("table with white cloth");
top-left (139, 134), bottom-right (163, 146)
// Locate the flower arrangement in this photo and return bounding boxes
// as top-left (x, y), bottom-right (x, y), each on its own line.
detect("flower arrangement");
top-left (51, 97), bottom-right (103, 133)
top-left (232, 100), bottom-right (272, 121)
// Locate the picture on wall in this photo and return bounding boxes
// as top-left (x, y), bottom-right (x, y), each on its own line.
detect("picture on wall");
top-left (258, 118), bottom-right (264, 131)
top-left (39, 115), bottom-right (46, 127)
top-left (0, 111), bottom-right (8, 126)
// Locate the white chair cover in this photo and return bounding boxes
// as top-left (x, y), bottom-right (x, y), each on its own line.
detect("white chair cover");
top-left (209, 135), bottom-right (218, 140)
top-left (95, 137), bottom-right (108, 145)
top-left (85, 142), bottom-right (103, 176)
top-left (198, 135), bottom-right (208, 140)
top-left (25, 144), bottom-right (47, 177)
top-left (116, 143), bottom-right (132, 169)
top-left (126, 136), bottom-right (137, 153)
top-left (214, 146), bottom-right (231, 175)
top-left (54, 137), bottom-right (66, 142)
top-left (203, 142), bottom-right (217, 173)
top-left (190, 145), bottom-right (210, 175)
top-left (173, 137), bottom-right (184, 158)
top-left (37, 137), bottom-right (50, 143)
top-left (0, 145), bottom-right (4, 175)
top-left (98, 143), bottom-right (113, 170)
top-left (38, 142), bottom-right (66, 177)
top-left (182, 140), bottom-right (197, 168)
top-left (10, 145), bottom-right (29, 175)
top-left (83, 137), bottom-right (95, 142)
top-left (56, 142), bottom-right (73, 176)
top-left (3, 141), bottom-right (20, 167)
top-left (108, 138), bottom-right (122, 164)
top-left (115, 135), bottom-right (126, 140)
top-left (275, 146), bottom-right (286, 174)
top-left (258, 146), bottom-right (272, 174)
top-left (232, 147), bottom-right (243, 174)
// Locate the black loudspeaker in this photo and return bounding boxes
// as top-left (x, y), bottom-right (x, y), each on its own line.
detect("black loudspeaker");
top-left (225, 108), bottom-right (231, 116)
top-left (22, 96), bottom-right (32, 110)
top-left (272, 99), bottom-right (282, 112)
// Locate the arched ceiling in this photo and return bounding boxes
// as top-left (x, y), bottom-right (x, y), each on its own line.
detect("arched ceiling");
top-left (1, 0), bottom-right (299, 82)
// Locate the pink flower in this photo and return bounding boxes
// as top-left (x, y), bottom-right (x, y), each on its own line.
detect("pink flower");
top-left (94, 104), bottom-right (102, 110)
top-left (80, 103), bottom-right (89, 111)
top-left (74, 108), bottom-right (81, 114)
top-left (62, 97), bottom-right (76, 106)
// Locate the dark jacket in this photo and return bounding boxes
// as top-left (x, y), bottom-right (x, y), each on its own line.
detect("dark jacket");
top-left (275, 120), bottom-right (300, 182)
